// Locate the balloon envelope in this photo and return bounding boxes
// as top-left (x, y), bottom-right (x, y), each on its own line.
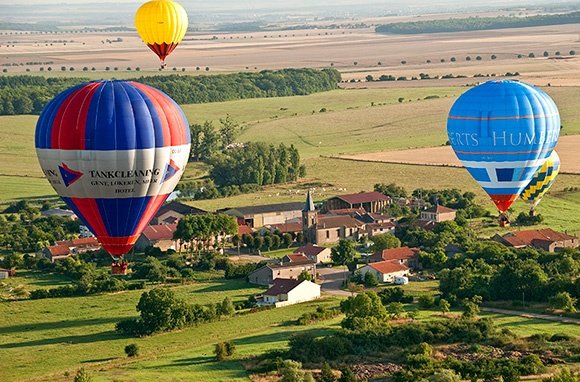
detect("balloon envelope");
top-left (35, 80), bottom-right (191, 256)
top-left (520, 150), bottom-right (560, 207)
top-left (447, 80), bottom-right (560, 213)
top-left (135, 0), bottom-right (188, 64)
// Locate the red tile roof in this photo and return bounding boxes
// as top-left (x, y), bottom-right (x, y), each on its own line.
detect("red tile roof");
top-left (284, 254), bottom-right (311, 263)
top-left (238, 224), bottom-right (253, 236)
top-left (424, 205), bottom-right (456, 214)
top-left (317, 215), bottom-right (364, 229)
top-left (55, 237), bottom-right (100, 248)
top-left (367, 222), bottom-right (396, 231)
top-left (46, 245), bottom-right (71, 257)
top-left (327, 208), bottom-right (367, 216)
top-left (269, 221), bottom-right (303, 233)
top-left (263, 278), bottom-right (304, 296)
top-left (334, 191), bottom-right (390, 205)
top-left (142, 224), bottom-right (177, 241)
top-left (294, 244), bottom-right (328, 257)
top-left (368, 261), bottom-right (409, 274)
top-left (500, 228), bottom-right (577, 247)
top-left (371, 246), bottom-right (419, 262)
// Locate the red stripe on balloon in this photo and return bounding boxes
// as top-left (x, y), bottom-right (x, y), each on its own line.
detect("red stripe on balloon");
top-left (134, 194), bottom-right (170, 236)
top-left (51, 82), bottom-right (101, 150)
top-left (68, 198), bottom-right (109, 237)
top-left (491, 195), bottom-right (518, 213)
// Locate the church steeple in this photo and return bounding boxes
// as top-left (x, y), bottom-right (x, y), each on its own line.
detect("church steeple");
top-left (304, 189), bottom-right (315, 212)
top-left (302, 189), bottom-right (317, 244)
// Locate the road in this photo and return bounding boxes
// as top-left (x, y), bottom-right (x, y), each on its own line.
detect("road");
top-left (317, 266), bottom-right (354, 297)
top-left (481, 307), bottom-right (580, 325)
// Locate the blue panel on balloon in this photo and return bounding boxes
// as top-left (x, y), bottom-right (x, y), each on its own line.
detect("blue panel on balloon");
top-left (466, 167), bottom-right (490, 182)
top-left (496, 168), bottom-right (515, 182)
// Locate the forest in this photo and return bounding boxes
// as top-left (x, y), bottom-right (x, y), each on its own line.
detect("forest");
top-left (0, 68), bottom-right (341, 115)
top-left (376, 11), bottom-right (580, 34)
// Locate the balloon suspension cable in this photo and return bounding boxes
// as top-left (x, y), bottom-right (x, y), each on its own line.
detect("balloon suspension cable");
top-left (498, 212), bottom-right (510, 227)
top-left (160, 61), bottom-right (167, 70)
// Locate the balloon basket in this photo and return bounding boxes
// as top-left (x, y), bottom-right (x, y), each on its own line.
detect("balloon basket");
top-left (111, 261), bottom-right (128, 276)
top-left (498, 214), bottom-right (510, 228)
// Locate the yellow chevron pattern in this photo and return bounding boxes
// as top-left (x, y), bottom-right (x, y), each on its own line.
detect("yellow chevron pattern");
top-left (520, 151), bottom-right (560, 205)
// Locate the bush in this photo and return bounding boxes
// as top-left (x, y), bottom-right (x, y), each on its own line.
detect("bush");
top-left (418, 295), bottom-right (436, 309)
top-left (364, 271), bottom-right (379, 287)
top-left (549, 333), bottom-right (574, 342)
top-left (73, 367), bottom-right (92, 382)
top-left (124, 343), bottom-right (140, 357)
top-left (379, 287), bottom-right (413, 304)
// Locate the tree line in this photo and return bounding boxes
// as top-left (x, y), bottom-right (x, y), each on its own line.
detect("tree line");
top-left (0, 68), bottom-right (341, 116)
top-left (376, 11), bottom-right (580, 34)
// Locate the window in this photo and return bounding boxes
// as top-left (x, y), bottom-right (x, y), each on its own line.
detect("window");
top-left (326, 230), bottom-right (330, 239)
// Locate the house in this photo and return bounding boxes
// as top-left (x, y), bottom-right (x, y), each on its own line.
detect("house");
top-left (358, 261), bottom-right (410, 283)
top-left (55, 237), bottom-right (101, 253)
top-left (42, 237), bottom-right (101, 262)
top-left (368, 246), bottom-right (421, 269)
top-left (325, 191), bottom-right (390, 213)
top-left (238, 224), bottom-right (253, 237)
top-left (135, 224), bottom-right (179, 252)
top-left (221, 202), bottom-right (304, 228)
top-left (493, 228), bottom-right (578, 252)
top-left (0, 268), bottom-right (15, 279)
top-left (366, 221), bottom-right (396, 237)
top-left (248, 261), bottom-right (317, 286)
top-left (420, 205), bottom-right (457, 223)
top-left (303, 190), bottom-right (368, 245)
top-left (266, 221), bottom-right (303, 235)
top-left (42, 245), bottom-right (73, 262)
top-left (151, 201), bottom-right (207, 225)
top-left (261, 278), bottom-right (321, 307)
top-left (293, 243), bottom-right (333, 264)
top-left (281, 253), bottom-right (312, 264)
top-left (41, 208), bottom-right (77, 220)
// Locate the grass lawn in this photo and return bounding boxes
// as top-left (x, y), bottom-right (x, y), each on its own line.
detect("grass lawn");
top-left (258, 247), bottom-right (295, 259)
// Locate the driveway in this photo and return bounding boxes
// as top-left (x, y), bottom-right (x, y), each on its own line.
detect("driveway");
top-left (481, 307), bottom-right (580, 325)
top-left (318, 266), bottom-right (353, 297)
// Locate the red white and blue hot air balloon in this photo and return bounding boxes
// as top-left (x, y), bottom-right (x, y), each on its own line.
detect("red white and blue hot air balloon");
top-left (447, 80), bottom-right (560, 223)
top-left (35, 81), bottom-right (190, 270)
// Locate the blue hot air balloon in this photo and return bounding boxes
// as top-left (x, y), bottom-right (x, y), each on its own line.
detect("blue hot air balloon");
top-left (35, 81), bottom-right (191, 273)
top-left (447, 80), bottom-right (560, 216)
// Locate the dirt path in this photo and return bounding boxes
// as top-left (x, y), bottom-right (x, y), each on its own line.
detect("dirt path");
top-left (481, 307), bottom-right (580, 324)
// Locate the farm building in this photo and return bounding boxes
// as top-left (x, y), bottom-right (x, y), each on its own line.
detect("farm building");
top-left (366, 221), bottom-right (396, 237)
top-left (0, 268), bottom-right (15, 279)
top-left (42, 245), bottom-right (73, 262)
top-left (220, 202), bottom-right (304, 228)
top-left (135, 224), bottom-right (179, 252)
top-left (293, 243), bottom-right (332, 264)
top-left (248, 261), bottom-right (316, 286)
top-left (368, 246), bottom-right (421, 269)
top-left (41, 208), bottom-right (77, 220)
top-left (266, 221), bottom-right (303, 235)
top-left (324, 191), bottom-right (390, 214)
top-left (281, 253), bottom-right (312, 264)
top-left (419, 205), bottom-right (456, 223)
top-left (358, 261), bottom-right (410, 283)
top-left (260, 278), bottom-right (320, 307)
top-left (493, 228), bottom-right (578, 252)
top-left (42, 237), bottom-right (101, 262)
top-left (151, 201), bottom-right (207, 225)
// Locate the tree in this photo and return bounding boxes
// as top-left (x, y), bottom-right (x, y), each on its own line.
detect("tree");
top-left (331, 239), bottom-right (357, 267)
top-left (542, 367), bottom-right (579, 382)
top-left (133, 256), bottom-right (167, 283)
top-left (73, 368), bottom-right (93, 382)
top-left (439, 298), bottom-right (450, 316)
top-left (549, 292), bottom-right (577, 312)
top-left (462, 299), bottom-right (480, 319)
top-left (124, 343), bottom-right (139, 357)
top-left (364, 271), bottom-right (379, 287)
top-left (279, 360), bottom-right (304, 382)
top-left (386, 302), bottom-right (405, 319)
top-left (339, 368), bottom-right (357, 382)
top-left (136, 288), bottom-right (189, 334)
top-left (298, 270), bottom-right (313, 282)
top-left (304, 373), bottom-right (315, 382)
top-left (428, 369), bottom-right (461, 382)
top-left (219, 115), bottom-right (239, 149)
top-left (320, 362), bottom-right (337, 382)
top-left (340, 291), bottom-right (388, 331)
top-left (418, 295), bottom-right (435, 309)
top-left (543, 51), bottom-right (549, 57)
top-left (370, 233), bottom-right (401, 252)
top-left (214, 342), bottom-right (227, 361)
top-left (218, 297), bottom-right (235, 316)
top-left (282, 233), bottom-right (293, 248)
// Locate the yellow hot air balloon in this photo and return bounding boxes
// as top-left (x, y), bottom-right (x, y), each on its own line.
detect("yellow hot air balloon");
top-left (520, 151), bottom-right (561, 214)
top-left (135, 0), bottom-right (188, 68)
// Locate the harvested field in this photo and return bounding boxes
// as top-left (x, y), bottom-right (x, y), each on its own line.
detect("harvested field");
top-left (339, 135), bottom-right (580, 174)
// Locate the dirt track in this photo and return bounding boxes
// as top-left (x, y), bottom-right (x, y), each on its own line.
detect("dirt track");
top-left (339, 135), bottom-right (580, 174)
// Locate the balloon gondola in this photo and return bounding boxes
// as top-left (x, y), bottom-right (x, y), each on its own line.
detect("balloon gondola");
top-left (135, 0), bottom-right (188, 69)
top-left (447, 80), bottom-right (561, 226)
top-left (35, 80), bottom-right (191, 274)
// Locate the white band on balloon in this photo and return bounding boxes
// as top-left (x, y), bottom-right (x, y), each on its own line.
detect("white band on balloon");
top-left (36, 144), bottom-right (191, 199)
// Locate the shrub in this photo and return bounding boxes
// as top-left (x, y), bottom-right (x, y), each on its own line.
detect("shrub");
top-left (73, 368), bottom-right (92, 382)
top-left (124, 343), bottom-right (139, 357)
top-left (418, 295), bottom-right (436, 309)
